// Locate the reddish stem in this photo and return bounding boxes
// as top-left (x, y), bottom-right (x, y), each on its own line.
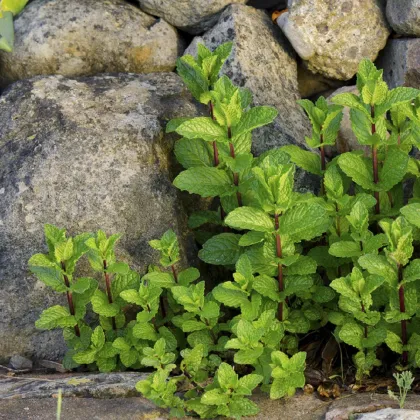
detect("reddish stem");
top-left (371, 106), bottom-right (380, 215)
top-left (275, 214), bottom-right (284, 322)
top-left (209, 102), bottom-right (220, 167)
top-left (103, 260), bottom-right (117, 330)
top-left (398, 264), bottom-right (408, 365)
top-left (171, 264), bottom-right (178, 283)
top-left (320, 132), bottom-right (326, 195)
top-left (61, 262), bottom-right (80, 337)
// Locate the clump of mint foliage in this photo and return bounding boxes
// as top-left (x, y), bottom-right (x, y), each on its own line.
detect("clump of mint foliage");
top-left (31, 46), bottom-right (420, 418)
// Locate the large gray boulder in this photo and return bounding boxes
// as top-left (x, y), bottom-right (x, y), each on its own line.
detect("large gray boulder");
top-left (387, 0), bottom-right (420, 36)
top-left (0, 73), bottom-right (200, 363)
top-left (185, 4), bottom-right (311, 156)
top-left (138, 0), bottom-right (248, 34)
top-left (0, 0), bottom-right (184, 87)
top-left (276, 0), bottom-right (390, 80)
top-left (378, 38), bottom-right (420, 89)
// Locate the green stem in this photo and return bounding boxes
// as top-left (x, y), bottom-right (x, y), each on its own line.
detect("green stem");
top-left (371, 106), bottom-right (380, 215)
top-left (275, 214), bottom-right (283, 322)
top-left (398, 264), bottom-right (408, 365)
top-left (228, 126), bottom-right (242, 207)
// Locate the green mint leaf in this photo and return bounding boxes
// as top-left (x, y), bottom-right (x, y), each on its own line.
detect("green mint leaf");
top-left (233, 106), bottom-right (278, 138)
top-left (281, 145), bottom-right (322, 175)
top-left (71, 277), bottom-right (92, 294)
top-left (35, 305), bottom-right (76, 330)
top-left (338, 152), bottom-right (375, 191)
top-left (225, 206), bottom-right (274, 232)
top-left (329, 241), bottom-right (362, 258)
top-left (280, 203), bottom-right (331, 242)
top-left (173, 167), bottom-right (233, 198)
top-left (174, 138), bottom-right (213, 169)
top-left (91, 290), bottom-right (119, 317)
top-left (401, 203), bottom-right (420, 228)
top-left (199, 233), bottom-right (242, 265)
top-left (176, 117), bottom-right (227, 142)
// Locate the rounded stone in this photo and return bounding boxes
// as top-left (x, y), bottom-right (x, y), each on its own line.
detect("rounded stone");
top-left (386, 0), bottom-right (420, 36)
top-left (0, 73), bottom-right (200, 362)
top-left (277, 0), bottom-right (390, 80)
top-left (138, 0), bottom-right (248, 34)
top-left (0, 0), bottom-right (185, 87)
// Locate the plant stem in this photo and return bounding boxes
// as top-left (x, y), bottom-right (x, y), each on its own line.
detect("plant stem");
top-left (171, 264), bottom-right (178, 283)
top-left (61, 261), bottom-right (80, 337)
top-left (209, 102), bottom-right (220, 167)
top-left (227, 126), bottom-right (242, 207)
top-left (361, 302), bottom-right (368, 338)
top-left (320, 132), bottom-right (326, 195)
top-left (275, 214), bottom-right (284, 322)
top-left (103, 260), bottom-right (117, 330)
top-left (210, 101), bottom-right (228, 228)
top-left (371, 106), bottom-right (380, 215)
top-left (398, 264), bottom-right (408, 365)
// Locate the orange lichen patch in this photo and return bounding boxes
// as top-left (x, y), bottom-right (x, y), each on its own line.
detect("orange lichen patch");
top-left (130, 45), bottom-right (152, 65)
top-left (272, 9), bottom-right (288, 23)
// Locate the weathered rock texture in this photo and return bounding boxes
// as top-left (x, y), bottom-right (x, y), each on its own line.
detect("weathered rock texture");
top-left (138, 0), bottom-right (248, 34)
top-left (185, 4), bottom-right (311, 156)
top-left (386, 0), bottom-right (420, 36)
top-left (0, 372), bottom-right (148, 399)
top-left (0, 73), bottom-right (201, 362)
top-left (0, 0), bottom-right (184, 87)
top-left (277, 0), bottom-right (390, 80)
top-left (355, 408), bottom-right (420, 419)
top-left (378, 38), bottom-right (420, 89)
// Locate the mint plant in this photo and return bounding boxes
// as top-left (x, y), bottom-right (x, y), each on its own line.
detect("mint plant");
top-left (31, 49), bottom-right (420, 418)
top-left (332, 59), bottom-right (418, 215)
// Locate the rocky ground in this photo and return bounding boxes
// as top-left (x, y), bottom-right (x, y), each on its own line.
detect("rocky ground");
top-left (1, 371), bottom-right (420, 419)
top-left (2, 0), bottom-right (420, 418)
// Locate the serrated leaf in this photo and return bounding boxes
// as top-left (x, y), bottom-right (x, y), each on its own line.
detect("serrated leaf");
top-left (91, 290), bottom-right (119, 317)
top-left (338, 152), bottom-right (375, 191)
top-left (280, 203), bottom-right (331, 241)
top-left (233, 106), bottom-right (278, 137)
top-left (199, 233), bottom-right (242, 265)
top-left (174, 167), bottom-right (233, 198)
top-left (329, 241), bottom-right (361, 258)
top-left (176, 117), bottom-right (226, 142)
top-left (174, 138), bottom-right (213, 169)
top-left (35, 305), bottom-right (76, 330)
top-left (281, 145), bottom-right (322, 175)
top-left (225, 206), bottom-right (274, 232)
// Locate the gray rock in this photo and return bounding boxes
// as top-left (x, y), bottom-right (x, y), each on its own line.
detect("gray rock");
top-left (386, 0), bottom-right (420, 36)
top-left (138, 0), bottom-right (247, 34)
top-left (0, 73), bottom-right (201, 363)
top-left (377, 38), bottom-right (420, 89)
top-left (0, 372), bottom-right (148, 399)
top-left (0, 0), bottom-right (185, 87)
top-left (9, 355), bottom-right (33, 371)
top-left (185, 4), bottom-right (311, 156)
top-left (355, 408), bottom-right (420, 419)
top-left (276, 0), bottom-right (390, 80)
